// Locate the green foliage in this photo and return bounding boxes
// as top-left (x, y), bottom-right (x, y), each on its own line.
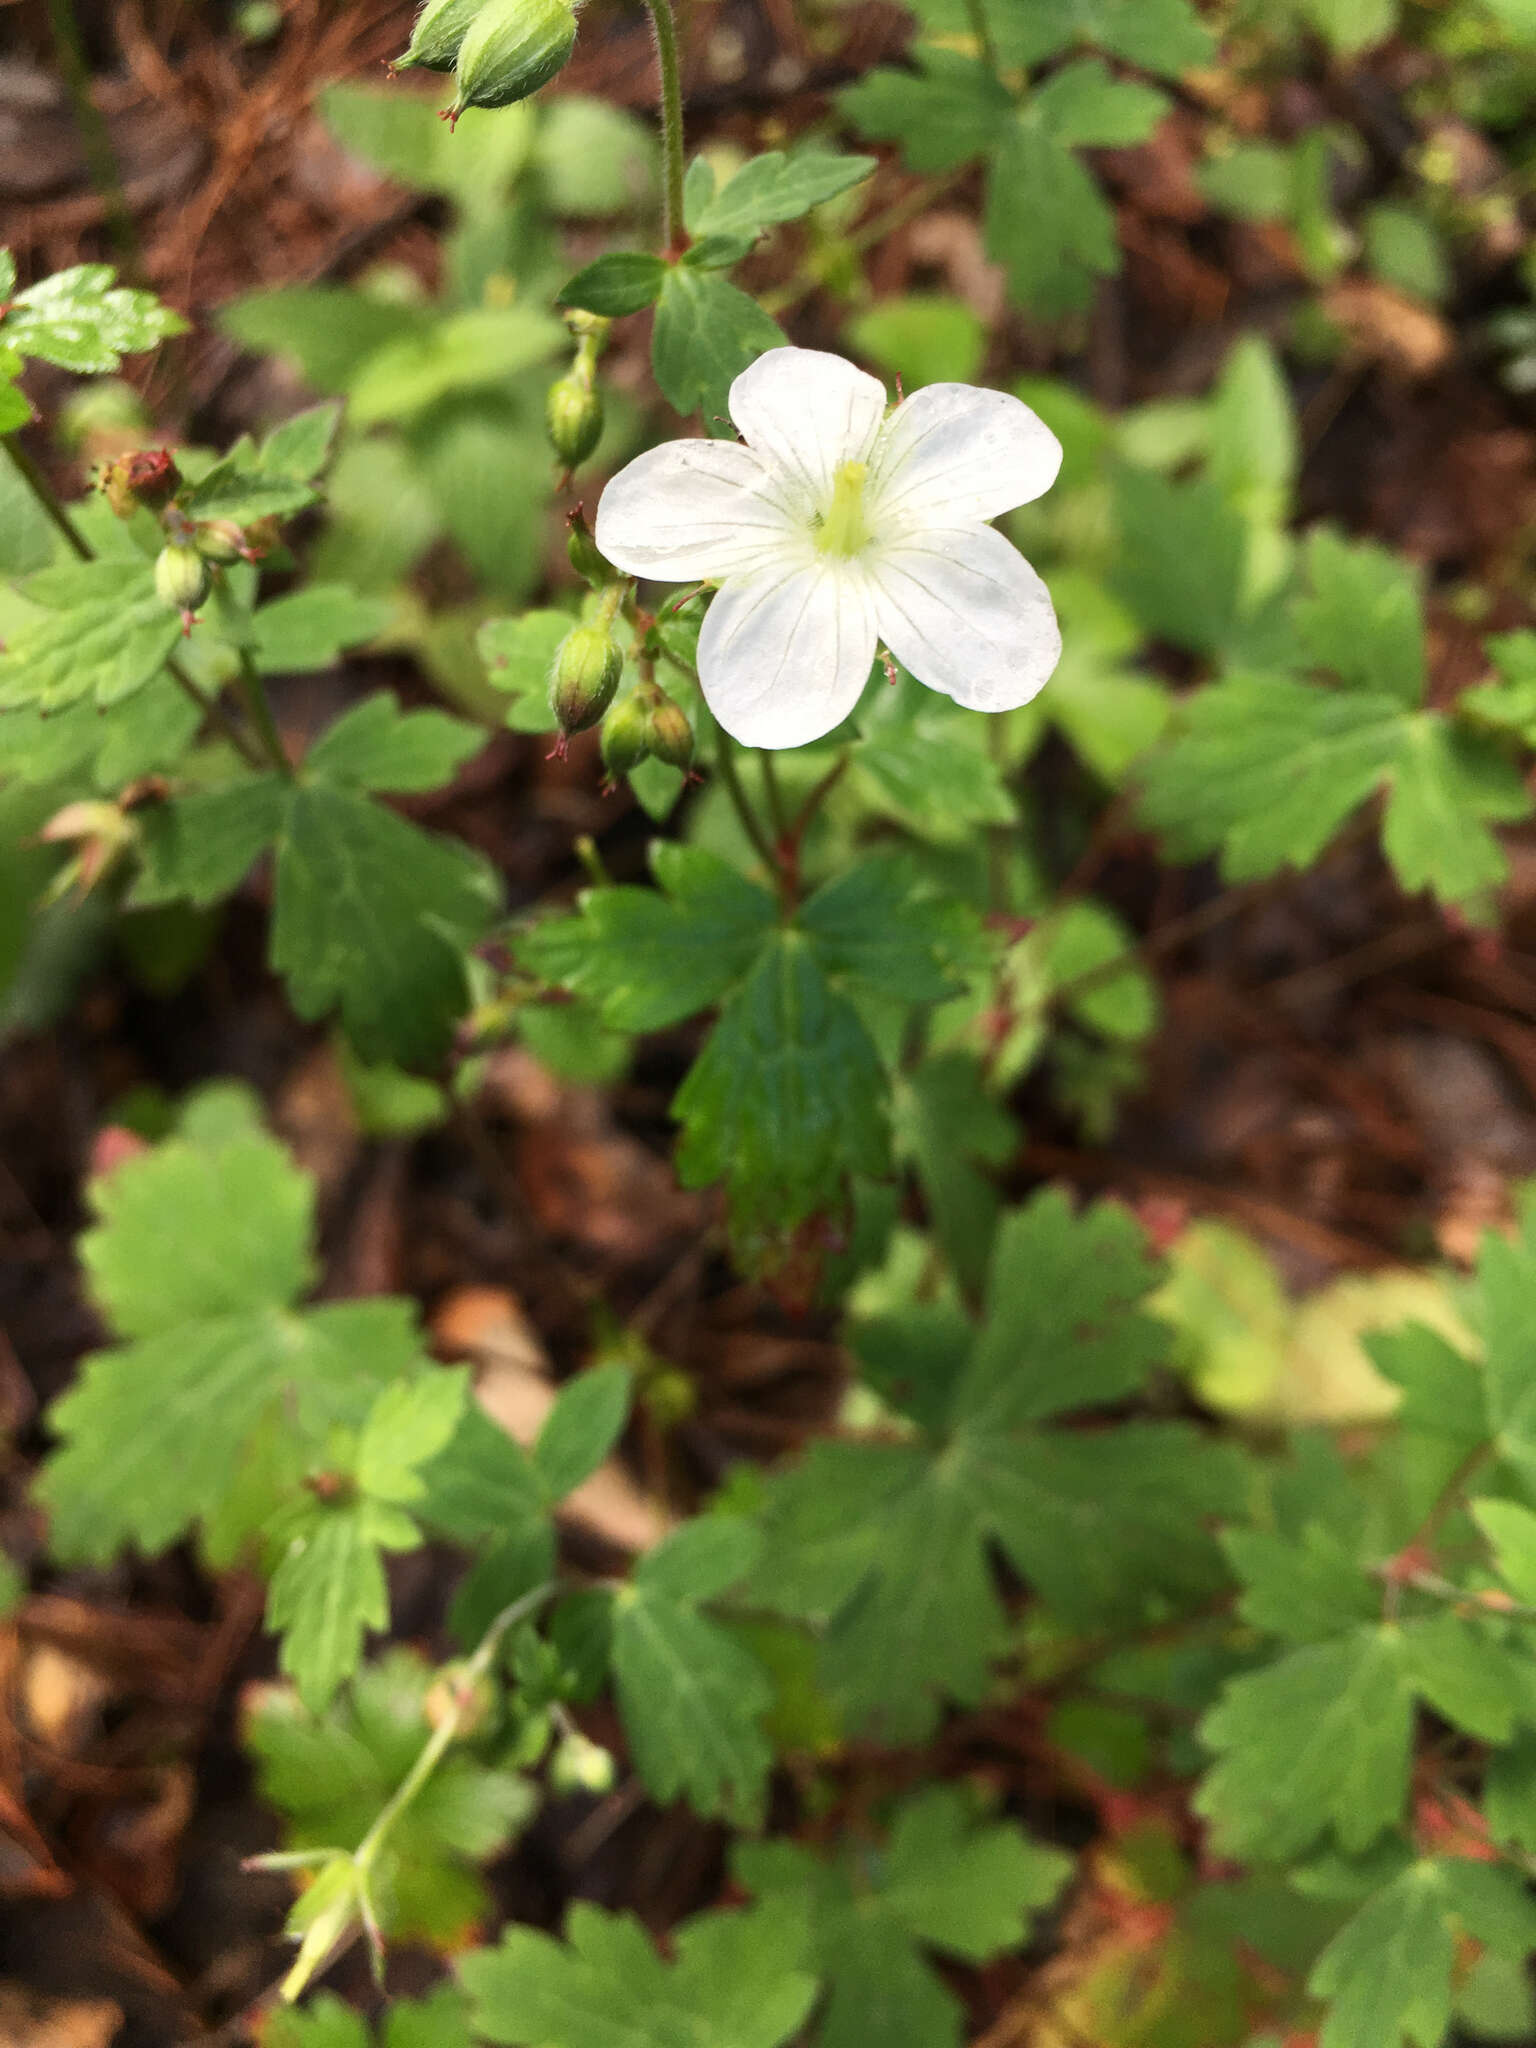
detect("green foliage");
top-left (134, 694), bottom-right (497, 1064)
top-left (735, 1788), bottom-right (1071, 2048)
top-left (0, 251), bottom-right (186, 374)
top-left (651, 266), bottom-right (785, 425)
top-left (461, 1899), bottom-right (817, 2048)
top-left (249, 1648), bottom-right (537, 1942)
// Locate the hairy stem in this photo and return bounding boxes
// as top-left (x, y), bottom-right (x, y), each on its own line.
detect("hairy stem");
top-left (235, 648), bottom-right (292, 777)
top-left (642, 0), bottom-right (688, 255)
top-left (712, 733), bottom-right (781, 882)
top-left (961, 0), bottom-right (1000, 78)
top-left (2, 437), bottom-right (268, 771)
top-left (353, 1581), bottom-right (560, 1877)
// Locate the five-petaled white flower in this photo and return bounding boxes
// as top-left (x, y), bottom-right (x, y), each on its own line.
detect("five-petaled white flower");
top-left (594, 346), bottom-right (1064, 750)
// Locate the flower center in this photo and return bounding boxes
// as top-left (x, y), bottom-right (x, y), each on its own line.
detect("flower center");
top-left (814, 460), bottom-right (871, 559)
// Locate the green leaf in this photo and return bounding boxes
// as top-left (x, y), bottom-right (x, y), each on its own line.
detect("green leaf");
top-left (673, 933), bottom-right (890, 1240)
top-left (751, 1193), bottom-right (1233, 1737)
top-left (1223, 1524), bottom-right (1378, 1643)
top-left (893, 1054), bottom-right (1015, 1300)
top-left (558, 251), bottom-right (667, 317)
top-left (1473, 1496), bottom-right (1536, 1601)
top-left (799, 856), bottom-right (977, 1003)
top-left (1110, 468), bottom-right (1249, 657)
top-left (271, 778), bottom-right (500, 1066)
top-left (1195, 1628), bottom-right (1414, 1860)
top-left (1135, 674), bottom-right (1403, 881)
top-left (846, 293), bottom-right (987, 390)
top-left (131, 776), bottom-right (288, 909)
top-left (1379, 714), bottom-right (1527, 907)
top-left (610, 1566), bottom-right (774, 1823)
top-left (839, 49), bottom-right (1013, 173)
top-left (634, 1516), bottom-right (762, 1604)
top-left (910, 0), bottom-right (1214, 73)
top-left (984, 118), bottom-right (1119, 319)
top-left (477, 608), bottom-right (569, 732)
top-left (253, 587), bottom-right (392, 674)
top-left (249, 1648), bottom-right (535, 1945)
top-left (735, 1787), bottom-right (1070, 2048)
top-left (266, 1499), bottom-right (397, 1713)
top-left (1297, 0), bottom-right (1400, 56)
top-left (532, 1363), bottom-right (632, 1503)
top-left (1296, 528), bottom-right (1425, 705)
top-left (345, 306), bottom-right (563, 427)
top-left (0, 560), bottom-right (180, 712)
top-left (35, 1113), bottom-right (425, 1564)
top-left (685, 150), bottom-right (877, 240)
top-left (1029, 58), bottom-right (1170, 148)
top-left (178, 451), bottom-right (319, 526)
top-left (1310, 1859), bottom-right (1536, 2048)
top-left (852, 674), bottom-right (1017, 841)
top-left (320, 81), bottom-right (536, 204)
top-left (261, 402), bottom-right (344, 482)
top-left (355, 1369), bottom-right (469, 1504)
top-left (521, 842), bottom-right (776, 1032)
top-left (219, 287), bottom-right (431, 396)
top-left (302, 692), bottom-right (487, 793)
top-left (460, 1899), bottom-right (816, 2048)
top-left (651, 267), bottom-right (785, 426)
top-left (0, 261), bottom-right (185, 371)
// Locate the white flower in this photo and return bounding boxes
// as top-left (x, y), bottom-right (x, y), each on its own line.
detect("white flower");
top-left (594, 346), bottom-right (1064, 750)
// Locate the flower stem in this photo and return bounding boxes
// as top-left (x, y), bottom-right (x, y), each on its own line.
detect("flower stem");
top-left (43, 0), bottom-right (142, 272)
top-left (961, 0), bottom-right (1000, 78)
top-left (712, 733), bottom-right (780, 881)
top-left (353, 1582), bottom-right (559, 1880)
top-left (235, 649), bottom-right (291, 777)
top-left (642, 0), bottom-right (688, 256)
top-left (759, 752), bottom-right (789, 839)
top-left (2, 436), bottom-right (268, 772)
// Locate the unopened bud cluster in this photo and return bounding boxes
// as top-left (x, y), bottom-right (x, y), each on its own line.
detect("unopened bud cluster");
top-left (393, 0), bottom-right (578, 125)
top-left (601, 681), bottom-right (693, 781)
top-left (97, 451), bottom-right (282, 635)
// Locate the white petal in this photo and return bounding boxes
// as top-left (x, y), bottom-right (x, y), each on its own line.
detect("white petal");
top-left (697, 561), bottom-right (879, 750)
top-left (595, 438), bottom-right (800, 581)
top-left (868, 384), bottom-right (1062, 531)
top-left (728, 348), bottom-right (888, 512)
top-left (870, 524), bottom-right (1060, 713)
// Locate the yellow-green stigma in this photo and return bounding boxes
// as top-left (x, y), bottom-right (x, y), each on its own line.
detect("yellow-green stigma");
top-left (815, 460), bottom-right (871, 558)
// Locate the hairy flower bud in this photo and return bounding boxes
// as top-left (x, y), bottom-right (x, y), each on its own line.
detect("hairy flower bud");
top-left (567, 507), bottom-right (617, 588)
top-left (446, 0), bottom-right (576, 123)
top-left (645, 689), bottom-right (693, 771)
top-left (550, 623), bottom-right (622, 736)
top-left (154, 542), bottom-right (212, 618)
top-left (548, 1731), bottom-right (616, 1796)
top-left (392, 0), bottom-right (482, 72)
top-left (546, 374), bottom-right (603, 469)
top-left (98, 447), bottom-right (181, 519)
top-left (194, 519), bottom-right (250, 565)
top-left (599, 689), bottom-right (653, 779)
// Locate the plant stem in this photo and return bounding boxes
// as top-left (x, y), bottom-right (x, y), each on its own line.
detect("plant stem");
top-left (235, 649), bottom-right (292, 776)
top-left (961, 0), bottom-right (1000, 78)
top-left (642, 0), bottom-right (688, 256)
top-left (2, 436), bottom-right (268, 771)
top-left (353, 1581), bottom-right (559, 1878)
top-left (42, 0), bottom-right (141, 272)
top-left (712, 733), bottom-right (780, 880)
top-left (759, 751), bottom-right (789, 839)
top-left (5, 436), bottom-right (91, 560)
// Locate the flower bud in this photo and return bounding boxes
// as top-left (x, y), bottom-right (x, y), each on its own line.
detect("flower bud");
top-left (546, 374), bottom-right (603, 469)
top-left (392, 0), bottom-right (482, 72)
top-left (98, 447), bottom-right (180, 519)
top-left (567, 508), bottom-right (617, 588)
top-left (154, 542), bottom-right (212, 617)
top-left (194, 519), bottom-right (250, 565)
top-left (548, 1731), bottom-right (616, 1797)
top-left (446, 0), bottom-right (576, 124)
top-left (424, 1660), bottom-right (497, 1738)
top-left (645, 689), bottom-right (693, 771)
top-left (550, 624), bottom-right (622, 736)
top-left (599, 689), bottom-right (653, 780)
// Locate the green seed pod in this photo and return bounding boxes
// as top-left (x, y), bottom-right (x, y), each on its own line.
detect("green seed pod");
top-left (546, 374), bottom-right (603, 469)
top-left (599, 689), bottom-right (653, 779)
top-left (548, 1731), bottom-right (616, 1797)
top-left (195, 519), bottom-right (248, 565)
top-left (550, 624), bottom-right (622, 736)
top-left (645, 689), bottom-right (694, 771)
top-left (447, 0), bottom-right (577, 121)
top-left (392, 0), bottom-right (482, 72)
top-left (154, 542), bottom-right (212, 615)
